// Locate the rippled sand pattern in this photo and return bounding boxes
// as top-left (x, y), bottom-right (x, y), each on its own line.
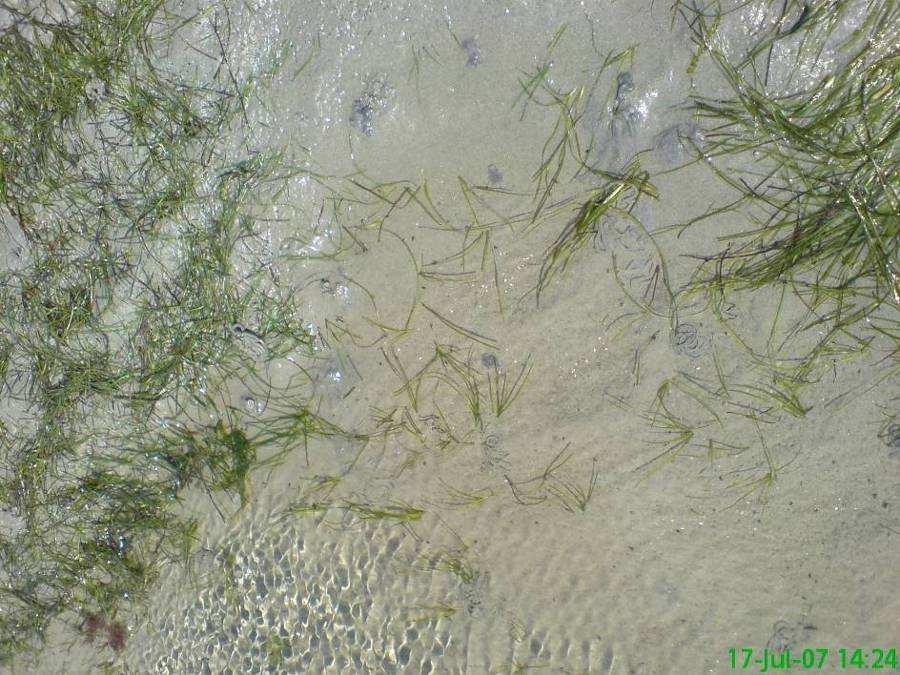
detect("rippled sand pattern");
top-left (129, 517), bottom-right (465, 673)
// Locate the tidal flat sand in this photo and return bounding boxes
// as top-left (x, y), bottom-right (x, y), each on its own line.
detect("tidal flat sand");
top-left (2, 0), bottom-right (897, 673)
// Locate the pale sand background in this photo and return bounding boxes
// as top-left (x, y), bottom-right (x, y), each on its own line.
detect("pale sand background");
top-left (4, 0), bottom-right (898, 673)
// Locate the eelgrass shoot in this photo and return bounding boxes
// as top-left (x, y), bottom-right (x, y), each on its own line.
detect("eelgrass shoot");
top-left (678, 0), bottom-right (899, 383)
top-left (536, 160), bottom-right (656, 305)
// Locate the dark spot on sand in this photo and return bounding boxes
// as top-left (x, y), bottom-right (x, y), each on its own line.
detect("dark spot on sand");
top-left (481, 352), bottom-right (498, 368)
top-left (350, 98), bottom-right (375, 136)
top-left (460, 37), bottom-right (481, 67)
top-left (881, 422), bottom-right (900, 456)
top-left (670, 322), bottom-right (708, 359)
top-left (349, 75), bottom-right (395, 136)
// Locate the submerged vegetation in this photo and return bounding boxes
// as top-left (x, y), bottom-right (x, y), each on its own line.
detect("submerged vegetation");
top-left (617, 0), bottom-right (898, 487)
top-left (604, 0), bottom-right (898, 500)
top-left (0, 0), bottom-right (895, 666)
top-left (515, 0), bottom-right (897, 498)
top-left (678, 0), bottom-right (898, 388)
top-left (0, 0), bottom-right (342, 662)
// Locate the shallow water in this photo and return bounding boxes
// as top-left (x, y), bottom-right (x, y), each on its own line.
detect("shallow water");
top-left (4, 0), bottom-right (898, 673)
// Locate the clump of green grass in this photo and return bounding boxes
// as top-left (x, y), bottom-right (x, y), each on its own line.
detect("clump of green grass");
top-left (0, 1), bottom-right (325, 662)
top-left (281, 493), bottom-right (425, 525)
top-left (413, 545), bottom-right (478, 583)
top-left (343, 499), bottom-right (425, 523)
top-left (678, 0), bottom-right (899, 381)
top-left (613, 1), bottom-right (897, 490)
top-left (255, 391), bottom-right (367, 466)
top-left (515, 33), bottom-right (635, 224)
top-left (435, 480), bottom-right (494, 509)
top-left (632, 375), bottom-right (730, 474)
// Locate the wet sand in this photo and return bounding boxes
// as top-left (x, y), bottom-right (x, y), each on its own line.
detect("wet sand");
top-left (5, 1), bottom-right (897, 673)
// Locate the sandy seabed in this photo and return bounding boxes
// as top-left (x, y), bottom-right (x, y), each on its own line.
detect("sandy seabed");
top-left (4, 0), bottom-right (898, 673)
